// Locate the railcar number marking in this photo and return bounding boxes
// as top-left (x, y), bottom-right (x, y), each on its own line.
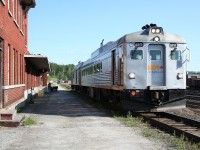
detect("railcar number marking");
top-left (148, 65), bottom-right (164, 71)
top-left (134, 42), bottom-right (143, 47)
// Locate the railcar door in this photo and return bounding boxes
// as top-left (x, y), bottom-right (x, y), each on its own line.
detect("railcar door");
top-left (148, 45), bottom-right (165, 86)
top-left (118, 46), bottom-right (123, 85)
top-left (0, 38), bottom-right (3, 108)
top-left (111, 50), bottom-right (116, 85)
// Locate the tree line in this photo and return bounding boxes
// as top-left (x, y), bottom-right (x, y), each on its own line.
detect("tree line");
top-left (49, 62), bottom-right (75, 81)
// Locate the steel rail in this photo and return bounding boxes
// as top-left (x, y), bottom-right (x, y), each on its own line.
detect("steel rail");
top-left (138, 112), bottom-right (200, 143)
top-left (186, 95), bottom-right (200, 100)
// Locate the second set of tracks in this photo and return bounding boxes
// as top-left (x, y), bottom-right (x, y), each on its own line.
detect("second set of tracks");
top-left (136, 112), bottom-right (200, 143)
top-left (131, 91), bottom-right (200, 143)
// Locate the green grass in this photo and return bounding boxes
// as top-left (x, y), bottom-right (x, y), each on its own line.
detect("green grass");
top-left (142, 127), bottom-right (158, 138)
top-left (48, 76), bottom-right (57, 81)
top-left (22, 117), bottom-right (37, 126)
top-left (114, 111), bottom-right (200, 150)
top-left (114, 111), bottom-right (144, 127)
top-left (169, 133), bottom-right (200, 150)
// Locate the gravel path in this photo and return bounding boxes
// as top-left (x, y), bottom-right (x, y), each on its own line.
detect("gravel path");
top-left (0, 86), bottom-right (167, 150)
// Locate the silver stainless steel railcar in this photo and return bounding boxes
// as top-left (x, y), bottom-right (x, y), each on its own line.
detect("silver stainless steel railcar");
top-left (72, 24), bottom-right (191, 111)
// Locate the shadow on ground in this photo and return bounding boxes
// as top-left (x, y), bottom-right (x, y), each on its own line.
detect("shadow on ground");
top-left (20, 90), bottom-right (111, 118)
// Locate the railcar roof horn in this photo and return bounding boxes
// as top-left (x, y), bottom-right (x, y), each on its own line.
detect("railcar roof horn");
top-left (150, 23), bottom-right (157, 27)
top-left (100, 39), bottom-right (104, 47)
top-left (145, 24), bottom-right (150, 29)
top-left (142, 23), bottom-right (157, 30)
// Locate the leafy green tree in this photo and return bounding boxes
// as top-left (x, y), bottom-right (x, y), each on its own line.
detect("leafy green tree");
top-left (49, 62), bottom-right (74, 81)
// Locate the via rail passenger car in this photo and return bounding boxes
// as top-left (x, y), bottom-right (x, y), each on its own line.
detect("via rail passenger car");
top-left (72, 24), bottom-right (191, 111)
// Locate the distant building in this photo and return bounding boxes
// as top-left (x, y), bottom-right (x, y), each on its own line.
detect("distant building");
top-left (0, 0), bottom-right (49, 123)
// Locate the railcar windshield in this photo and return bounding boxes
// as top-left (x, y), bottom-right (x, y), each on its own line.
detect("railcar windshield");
top-left (149, 50), bottom-right (161, 60)
top-left (130, 50), bottom-right (143, 60)
top-left (171, 50), bottom-right (181, 60)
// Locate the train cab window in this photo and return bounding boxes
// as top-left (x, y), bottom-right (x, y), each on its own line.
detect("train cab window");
top-left (130, 50), bottom-right (143, 60)
top-left (150, 50), bottom-right (161, 60)
top-left (171, 50), bottom-right (181, 60)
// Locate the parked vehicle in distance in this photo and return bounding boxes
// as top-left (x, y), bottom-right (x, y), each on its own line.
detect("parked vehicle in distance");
top-left (48, 82), bottom-right (58, 92)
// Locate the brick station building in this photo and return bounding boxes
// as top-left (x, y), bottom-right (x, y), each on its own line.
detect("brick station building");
top-left (0, 0), bottom-right (49, 123)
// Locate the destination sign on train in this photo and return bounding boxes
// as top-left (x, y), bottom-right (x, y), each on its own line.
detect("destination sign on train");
top-left (134, 42), bottom-right (143, 47)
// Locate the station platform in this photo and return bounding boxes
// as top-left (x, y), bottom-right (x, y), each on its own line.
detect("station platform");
top-left (0, 86), bottom-right (167, 150)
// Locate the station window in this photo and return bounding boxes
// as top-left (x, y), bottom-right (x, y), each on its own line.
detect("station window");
top-left (130, 50), bottom-right (143, 60)
top-left (8, 44), bottom-right (10, 85)
top-left (14, 50), bottom-right (18, 84)
top-left (8, 0), bottom-right (14, 16)
top-left (150, 50), bottom-right (161, 60)
top-left (15, 0), bottom-right (18, 22)
top-left (0, 38), bottom-right (3, 50)
top-left (0, 0), bottom-right (5, 6)
top-left (171, 50), bottom-right (181, 60)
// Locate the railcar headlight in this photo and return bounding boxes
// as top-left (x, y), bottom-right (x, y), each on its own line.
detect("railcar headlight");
top-left (151, 29), bottom-right (156, 33)
top-left (129, 73), bottom-right (135, 79)
top-left (154, 36), bottom-right (160, 42)
top-left (177, 73), bottom-right (183, 79)
top-left (151, 28), bottom-right (161, 34)
top-left (156, 28), bottom-right (160, 33)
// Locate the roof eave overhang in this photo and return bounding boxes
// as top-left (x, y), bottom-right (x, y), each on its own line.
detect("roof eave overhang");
top-left (20, 0), bottom-right (36, 12)
top-left (24, 54), bottom-right (50, 72)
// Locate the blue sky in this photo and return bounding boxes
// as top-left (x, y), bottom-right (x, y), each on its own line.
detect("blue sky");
top-left (28, 0), bottom-right (199, 71)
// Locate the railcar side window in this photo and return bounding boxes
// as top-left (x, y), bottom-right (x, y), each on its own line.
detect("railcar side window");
top-left (93, 62), bottom-right (102, 73)
top-left (171, 50), bottom-right (181, 60)
top-left (130, 50), bottom-right (143, 60)
top-left (150, 50), bottom-right (161, 60)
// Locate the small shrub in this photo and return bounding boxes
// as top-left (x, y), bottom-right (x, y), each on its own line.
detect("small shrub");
top-left (22, 117), bottom-right (37, 126)
top-left (114, 111), bottom-right (143, 127)
top-left (17, 108), bottom-right (21, 113)
top-left (142, 128), bottom-right (157, 138)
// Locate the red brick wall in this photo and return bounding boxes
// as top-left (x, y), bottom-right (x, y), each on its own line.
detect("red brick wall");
top-left (0, 1), bottom-right (28, 87)
top-left (3, 86), bottom-right (24, 108)
top-left (0, 1), bottom-right (37, 108)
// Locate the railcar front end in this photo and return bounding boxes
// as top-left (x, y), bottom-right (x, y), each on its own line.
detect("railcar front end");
top-left (122, 26), bottom-right (190, 111)
top-left (71, 24), bottom-right (191, 112)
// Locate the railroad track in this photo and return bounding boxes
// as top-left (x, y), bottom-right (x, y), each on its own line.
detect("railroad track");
top-left (137, 112), bottom-right (200, 143)
top-left (186, 90), bottom-right (200, 111)
top-left (186, 99), bottom-right (200, 109)
top-left (186, 95), bottom-right (200, 100)
top-left (186, 99), bottom-right (200, 114)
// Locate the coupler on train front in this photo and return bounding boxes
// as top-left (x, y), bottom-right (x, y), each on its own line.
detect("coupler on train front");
top-left (121, 89), bottom-right (186, 112)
